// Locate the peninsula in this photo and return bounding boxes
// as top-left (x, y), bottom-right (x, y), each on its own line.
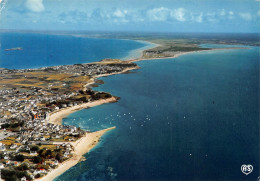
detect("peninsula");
top-left (0, 59), bottom-right (138, 180)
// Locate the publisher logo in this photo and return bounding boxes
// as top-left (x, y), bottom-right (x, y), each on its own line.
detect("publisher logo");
top-left (241, 164), bottom-right (253, 175)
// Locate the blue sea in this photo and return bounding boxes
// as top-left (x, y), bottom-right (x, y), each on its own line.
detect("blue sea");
top-left (0, 33), bottom-right (259, 181)
top-left (0, 32), bottom-right (152, 69)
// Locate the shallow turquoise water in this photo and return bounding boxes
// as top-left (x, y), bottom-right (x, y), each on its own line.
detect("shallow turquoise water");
top-left (58, 47), bottom-right (259, 181)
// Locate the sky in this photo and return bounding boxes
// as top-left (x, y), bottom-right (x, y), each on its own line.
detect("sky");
top-left (0, 0), bottom-right (259, 33)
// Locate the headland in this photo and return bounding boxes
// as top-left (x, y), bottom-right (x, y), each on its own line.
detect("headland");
top-left (0, 58), bottom-right (137, 180)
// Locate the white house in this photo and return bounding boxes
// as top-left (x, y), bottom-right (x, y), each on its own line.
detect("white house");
top-left (30, 151), bottom-right (37, 156)
top-left (10, 144), bottom-right (18, 149)
top-left (0, 143), bottom-right (6, 151)
top-left (0, 163), bottom-right (4, 168)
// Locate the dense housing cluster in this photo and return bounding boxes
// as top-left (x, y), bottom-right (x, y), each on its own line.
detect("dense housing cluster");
top-left (0, 60), bottom-right (137, 180)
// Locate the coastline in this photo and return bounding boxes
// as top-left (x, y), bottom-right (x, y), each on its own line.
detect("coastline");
top-left (37, 65), bottom-right (139, 181)
top-left (48, 97), bottom-right (118, 125)
top-left (130, 46), bottom-right (248, 62)
top-left (37, 127), bottom-right (116, 181)
top-left (34, 41), bottom-right (247, 181)
top-left (122, 40), bottom-right (159, 60)
top-left (37, 98), bottom-right (118, 180)
top-left (84, 67), bottom-right (139, 89)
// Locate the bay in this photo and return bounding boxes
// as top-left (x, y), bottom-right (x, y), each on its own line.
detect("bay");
top-left (58, 46), bottom-right (259, 181)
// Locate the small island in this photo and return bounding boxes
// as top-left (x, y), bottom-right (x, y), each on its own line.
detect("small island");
top-left (4, 47), bottom-right (23, 51)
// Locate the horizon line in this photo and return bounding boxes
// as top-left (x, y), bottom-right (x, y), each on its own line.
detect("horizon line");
top-left (0, 29), bottom-right (259, 35)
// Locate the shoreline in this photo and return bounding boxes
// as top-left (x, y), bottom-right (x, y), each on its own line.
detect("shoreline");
top-left (122, 40), bottom-right (159, 60)
top-left (84, 66), bottom-right (139, 89)
top-left (48, 97), bottom-right (118, 125)
top-left (37, 66), bottom-right (139, 181)
top-left (33, 41), bottom-right (248, 181)
top-left (37, 98), bottom-right (118, 180)
top-left (37, 127), bottom-right (116, 181)
top-left (130, 46), bottom-right (249, 62)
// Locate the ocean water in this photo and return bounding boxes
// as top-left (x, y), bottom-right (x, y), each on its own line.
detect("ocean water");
top-left (0, 32), bottom-right (148, 69)
top-left (57, 46), bottom-right (259, 180)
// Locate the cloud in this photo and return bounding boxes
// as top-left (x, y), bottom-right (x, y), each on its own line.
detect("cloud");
top-left (57, 8), bottom-right (131, 25)
top-left (146, 7), bottom-right (188, 22)
top-left (205, 10), bottom-right (235, 22)
top-left (196, 13), bottom-right (203, 23)
top-left (206, 13), bottom-right (217, 22)
top-left (192, 13), bottom-right (203, 23)
top-left (25, 0), bottom-right (45, 13)
top-left (21, 5), bottom-right (247, 29)
top-left (59, 10), bottom-right (88, 24)
top-left (147, 7), bottom-right (170, 21)
top-left (90, 8), bottom-right (109, 22)
top-left (257, 10), bottom-right (260, 17)
top-left (113, 9), bottom-right (127, 18)
top-left (171, 8), bottom-right (186, 22)
top-left (52, 6), bottom-right (242, 26)
top-left (112, 9), bottom-right (129, 23)
top-left (239, 12), bottom-right (252, 20)
top-left (228, 11), bottom-right (234, 19)
top-left (0, 0), bottom-right (7, 13)
top-left (220, 9), bottom-right (226, 16)
top-left (229, 11), bottom-right (234, 15)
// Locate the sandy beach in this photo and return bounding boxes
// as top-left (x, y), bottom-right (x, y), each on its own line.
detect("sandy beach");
top-left (131, 47), bottom-right (248, 62)
top-left (131, 50), bottom-right (211, 62)
top-left (95, 67), bottom-right (139, 78)
top-left (37, 127), bottom-right (116, 181)
top-left (48, 97), bottom-right (117, 125)
top-left (38, 97), bottom-right (118, 180)
top-left (36, 66), bottom-right (138, 180)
